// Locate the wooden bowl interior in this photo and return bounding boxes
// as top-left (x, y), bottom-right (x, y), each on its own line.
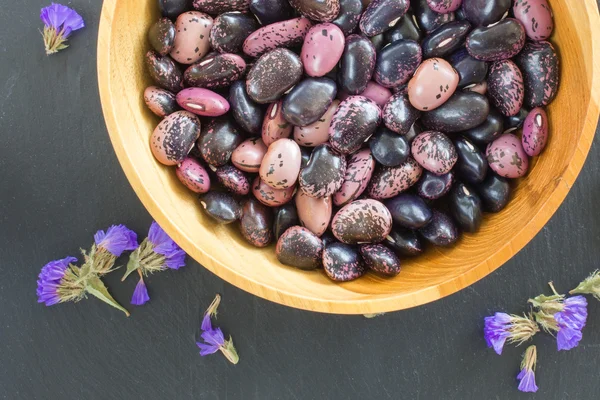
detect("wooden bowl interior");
top-left (98, 0), bottom-right (599, 313)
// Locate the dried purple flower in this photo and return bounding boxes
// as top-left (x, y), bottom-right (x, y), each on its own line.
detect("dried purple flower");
top-left (517, 345), bottom-right (538, 393)
top-left (94, 225), bottom-right (138, 257)
top-left (40, 3), bottom-right (85, 55)
top-left (197, 294), bottom-right (239, 364)
top-left (131, 275), bottom-right (150, 306)
top-left (122, 221), bottom-right (186, 281)
top-left (530, 283), bottom-right (588, 351)
top-left (36, 256), bottom-right (80, 306)
top-left (35, 255), bottom-right (129, 316)
top-left (570, 270), bottom-right (600, 300)
top-left (484, 313), bottom-right (539, 355)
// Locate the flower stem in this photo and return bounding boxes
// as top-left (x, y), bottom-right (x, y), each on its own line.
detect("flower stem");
top-left (548, 281), bottom-right (560, 296)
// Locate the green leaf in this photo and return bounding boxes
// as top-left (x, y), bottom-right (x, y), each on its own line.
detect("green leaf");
top-left (86, 275), bottom-right (130, 317)
top-left (122, 250), bottom-right (140, 281)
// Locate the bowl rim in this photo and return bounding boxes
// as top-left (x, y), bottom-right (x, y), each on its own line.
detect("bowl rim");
top-left (97, 0), bottom-right (600, 314)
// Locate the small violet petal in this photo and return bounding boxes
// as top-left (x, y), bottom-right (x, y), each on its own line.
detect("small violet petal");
top-left (517, 369), bottom-right (538, 393)
top-left (130, 277), bottom-right (150, 306)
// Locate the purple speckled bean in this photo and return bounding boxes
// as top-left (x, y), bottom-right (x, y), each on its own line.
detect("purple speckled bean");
top-left (383, 90), bottom-right (421, 135)
top-left (295, 191), bottom-right (332, 237)
top-left (288, 0), bottom-right (341, 22)
top-left (367, 157), bottom-right (423, 199)
top-left (334, 148), bottom-right (376, 206)
top-left (170, 12), bottom-right (213, 65)
top-left (145, 51), bottom-right (183, 93)
top-left (246, 48), bottom-right (304, 104)
top-left (232, 137), bottom-right (268, 173)
top-left (198, 119), bottom-right (244, 167)
top-left (513, 41), bottom-right (559, 109)
top-left (151, 111), bottom-right (201, 166)
top-left (276, 226), bottom-right (324, 270)
top-left (427, 0), bottom-right (462, 13)
top-left (262, 101), bottom-right (293, 146)
top-left (252, 177), bottom-right (295, 207)
top-left (374, 39), bottom-right (422, 89)
top-left (176, 88), bottom-right (230, 117)
top-left (407, 58), bottom-right (459, 112)
top-left (259, 138), bottom-right (302, 189)
top-left (301, 23), bottom-right (345, 77)
top-left (148, 18), bottom-right (176, 56)
top-left (240, 197), bottom-right (274, 248)
top-left (522, 107), bottom-right (549, 157)
top-left (359, 0), bottom-right (410, 37)
top-left (331, 199), bottom-right (392, 244)
top-left (487, 60), bottom-right (524, 117)
top-left (513, 0), bottom-right (553, 41)
top-left (294, 100), bottom-right (339, 147)
top-left (193, 0), bottom-right (250, 14)
top-left (411, 131), bottom-right (458, 175)
top-left (328, 96), bottom-right (381, 154)
top-left (144, 86), bottom-right (179, 118)
top-left (359, 244), bottom-right (401, 276)
top-left (299, 144), bottom-right (346, 198)
top-left (323, 242), bottom-right (366, 282)
top-left (216, 165), bottom-right (250, 195)
top-left (486, 133), bottom-right (529, 178)
top-left (209, 12), bottom-right (258, 54)
top-left (184, 54), bottom-right (246, 89)
top-left (243, 17), bottom-right (312, 58)
top-left (466, 18), bottom-right (525, 62)
top-left (176, 157), bottom-right (211, 193)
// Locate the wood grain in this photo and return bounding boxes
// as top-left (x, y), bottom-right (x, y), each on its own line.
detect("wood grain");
top-left (97, 0), bottom-right (600, 314)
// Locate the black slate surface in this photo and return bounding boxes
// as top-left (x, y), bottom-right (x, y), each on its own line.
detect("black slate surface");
top-left (1, 1), bottom-right (600, 399)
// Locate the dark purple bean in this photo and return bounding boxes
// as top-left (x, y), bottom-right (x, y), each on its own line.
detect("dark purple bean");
top-left (421, 21), bottom-right (471, 59)
top-left (246, 48), bottom-right (303, 104)
top-left (418, 210), bottom-right (459, 247)
top-left (461, 0), bottom-right (511, 26)
top-left (146, 51), bottom-right (183, 93)
top-left (448, 182), bottom-right (483, 233)
top-left (288, 0), bottom-right (341, 22)
top-left (360, 244), bottom-right (401, 276)
top-left (299, 144), bottom-right (346, 198)
top-left (158, 0), bottom-right (192, 19)
top-left (383, 228), bottom-right (423, 257)
top-left (250, 0), bottom-right (295, 26)
top-left (448, 48), bottom-right (488, 88)
top-left (273, 203), bottom-right (300, 240)
top-left (466, 18), bottom-right (525, 61)
top-left (276, 226), bottom-right (324, 270)
top-left (332, 0), bottom-right (363, 36)
top-left (229, 81), bottom-right (265, 135)
top-left (337, 34), bottom-right (376, 95)
top-left (421, 92), bottom-right (489, 133)
top-left (384, 12), bottom-right (423, 43)
top-left (417, 170), bottom-right (454, 200)
top-left (385, 193), bottom-right (432, 229)
top-left (240, 197), bottom-right (274, 248)
top-left (454, 136), bottom-right (488, 184)
top-left (461, 107), bottom-right (504, 145)
top-left (148, 18), bottom-right (176, 56)
top-left (210, 12), bottom-right (259, 54)
top-left (359, 0), bottom-right (410, 37)
top-left (513, 41), bottom-right (560, 109)
top-left (382, 90), bottom-right (421, 135)
top-left (199, 191), bottom-right (242, 224)
top-left (413, 0), bottom-right (455, 33)
top-left (198, 118), bottom-right (244, 167)
top-left (323, 242), bottom-right (366, 281)
top-left (374, 39), bottom-right (422, 89)
top-left (282, 78), bottom-right (337, 127)
top-left (369, 127), bottom-right (410, 167)
top-left (476, 173), bottom-right (511, 213)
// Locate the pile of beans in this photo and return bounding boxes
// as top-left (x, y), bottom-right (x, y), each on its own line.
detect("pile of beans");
top-left (144, 0), bottom-right (559, 282)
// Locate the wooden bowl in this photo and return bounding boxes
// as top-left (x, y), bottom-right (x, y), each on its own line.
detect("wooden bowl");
top-left (98, 0), bottom-right (600, 314)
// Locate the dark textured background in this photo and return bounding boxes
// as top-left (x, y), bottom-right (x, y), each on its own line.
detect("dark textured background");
top-left (1, 1), bottom-right (599, 399)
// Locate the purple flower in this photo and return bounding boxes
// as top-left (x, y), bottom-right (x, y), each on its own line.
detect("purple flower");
top-left (554, 296), bottom-right (587, 351)
top-left (516, 345), bottom-right (538, 393)
top-left (40, 3), bottom-right (84, 37)
top-left (484, 313), bottom-right (539, 355)
top-left (94, 225), bottom-right (138, 257)
top-left (131, 277), bottom-right (150, 306)
top-left (517, 369), bottom-right (538, 393)
top-left (36, 256), bottom-right (77, 306)
top-left (197, 328), bottom-right (225, 356)
top-left (40, 3), bottom-right (85, 55)
top-left (147, 221), bottom-right (186, 270)
top-left (197, 294), bottom-right (238, 364)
